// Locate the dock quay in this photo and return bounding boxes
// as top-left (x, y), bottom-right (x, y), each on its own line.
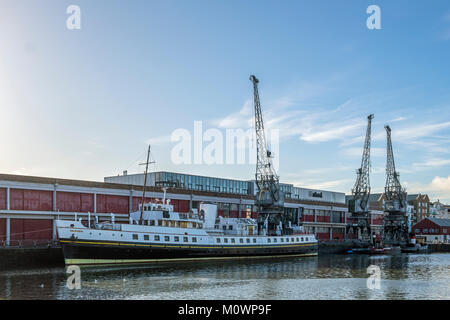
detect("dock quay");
top-left (0, 242), bottom-right (63, 269)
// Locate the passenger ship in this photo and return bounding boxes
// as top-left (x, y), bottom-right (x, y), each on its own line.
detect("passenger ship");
top-left (56, 191), bottom-right (318, 266)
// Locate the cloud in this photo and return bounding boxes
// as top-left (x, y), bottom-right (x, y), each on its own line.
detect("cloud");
top-left (340, 147), bottom-right (385, 158)
top-left (210, 76), bottom-right (371, 144)
top-left (404, 176), bottom-right (450, 203)
top-left (371, 121), bottom-right (450, 142)
top-left (301, 179), bottom-right (352, 191)
top-left (299, 121), bottom-right (364, 143)
top-left (213, 100), bottom-right (253, 129)
top-left (412, 158), bottom-right (450, 169)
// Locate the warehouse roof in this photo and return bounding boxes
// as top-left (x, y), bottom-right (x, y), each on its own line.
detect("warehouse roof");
top-left (427, 218), bottom-right (450, 227)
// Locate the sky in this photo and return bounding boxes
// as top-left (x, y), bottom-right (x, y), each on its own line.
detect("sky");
top-left (0, 0), bottom-right (449, 202)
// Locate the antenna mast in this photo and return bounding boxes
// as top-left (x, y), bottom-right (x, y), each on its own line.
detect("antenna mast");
top-left (139, 145), bottom-right (155, 225)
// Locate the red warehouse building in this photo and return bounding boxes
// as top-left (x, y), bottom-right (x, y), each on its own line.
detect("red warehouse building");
top-left (412, 218), bottom-right (450, 243)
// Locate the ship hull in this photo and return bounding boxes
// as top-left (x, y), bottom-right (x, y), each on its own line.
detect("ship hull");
top-left (60, 239), bottom-right (318, 266)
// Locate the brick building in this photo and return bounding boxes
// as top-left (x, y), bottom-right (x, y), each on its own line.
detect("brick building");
top-left (412, 217), bottom-right (450, 243)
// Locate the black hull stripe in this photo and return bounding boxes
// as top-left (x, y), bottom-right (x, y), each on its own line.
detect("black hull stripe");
top-left (60, 239), bottom-right (317, 249)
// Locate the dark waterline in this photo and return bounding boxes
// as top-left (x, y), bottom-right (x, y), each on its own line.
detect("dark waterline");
top-left (0, 253), bottom-right (449, 300)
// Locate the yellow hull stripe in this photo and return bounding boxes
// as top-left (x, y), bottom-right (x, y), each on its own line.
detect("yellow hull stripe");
top-left (66, 253), bottom-right (318, 266)
top-left (60, 239), bottom-right (317, 249)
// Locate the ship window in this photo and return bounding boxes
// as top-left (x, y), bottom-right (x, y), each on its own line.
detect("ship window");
top-left (163, 211), bottom-right (170, 218)
top-left (246, 238), bottom-right (250, 243)
top-left (301, 237), bottom-right (304, 242)
top-left (174, 236), bottom-right (179, 242)
top-left (239, 238), bottom-right (244, 243)
top-left (183, 237), bottom-right (188, 242)
top-left (158, 220), bottom-right (163, 226)
top-left (281, 238), bottom-right (284, 242)
top-left (164, 236), bottom-right (170, 242)
top-left (286, 238), bottom-right (289, 242)
top-left (229, 225), bottom-right (233, 230)
top-left (216, 238), bottom-right (221, 243)
top-left (132, 234), bottom-right (138, 240)
top-left (253, 238), bottom-right (256, 243)
top-left (150, 220), bottom-right (155, 226)
top-left (291, 238), bottom-right (295, 242)
top-left (192, 237), bottom-right (197, 243)
top-left (198, 223), bottom-right (202, 228)
top-left (274, 238), bottom-right (277, 243)
top-left (268, 238), bottom-right (271, 243)
top-left (222, 226), bottom-right (227, 230)
top-left (144, 235), bottom-right (149, 241)
top-left (305, 237), bottom-right (308, 241)
top-left (296, 237), bottom-right (299, 242)
top-left (231, 238), bottom-right (235, 243)
top-left (154, 235), bottom-right (160, 241)
top-left (224, 238), bottom-right (228, 243)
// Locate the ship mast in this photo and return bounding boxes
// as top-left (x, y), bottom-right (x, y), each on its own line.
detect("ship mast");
top-left (139, 145), bottom-right (155, 225)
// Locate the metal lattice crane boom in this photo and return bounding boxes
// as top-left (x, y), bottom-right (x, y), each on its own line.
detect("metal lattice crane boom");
top-left (250, 75), bottom-right (282, 206)
top-left (384, 125), bottom-right (406, 212)
top-left (249, 75), bottom-right (284, 236)
top-left (383, 125), bottom-right (409, 245)
top-left (349, 114), bottom-right (374, 214)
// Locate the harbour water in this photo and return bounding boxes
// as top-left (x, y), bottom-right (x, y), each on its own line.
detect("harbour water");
top-left (0, 253), bottom-right (449, 300)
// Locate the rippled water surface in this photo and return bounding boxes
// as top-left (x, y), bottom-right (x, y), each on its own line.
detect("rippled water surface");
top-left (0, 253), bottom-right (449, 300)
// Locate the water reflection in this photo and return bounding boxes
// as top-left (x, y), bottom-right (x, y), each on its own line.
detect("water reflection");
top-left (0, 253), bottom-right (448, 300)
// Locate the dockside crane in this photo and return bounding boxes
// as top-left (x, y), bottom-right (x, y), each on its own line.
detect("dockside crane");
top-left (347, 114), bottom-right (374, 241)
top-left (250, 75), bottom-right (285, 236)
top-left (383, 125), bottom-right (408, 245)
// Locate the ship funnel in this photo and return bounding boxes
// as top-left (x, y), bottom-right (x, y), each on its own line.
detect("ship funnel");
top-left (200, 203), bottom-right (217, 229)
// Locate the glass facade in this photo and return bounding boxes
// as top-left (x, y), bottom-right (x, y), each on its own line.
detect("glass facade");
top-left (153, 171), bottom-right (250, 195)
